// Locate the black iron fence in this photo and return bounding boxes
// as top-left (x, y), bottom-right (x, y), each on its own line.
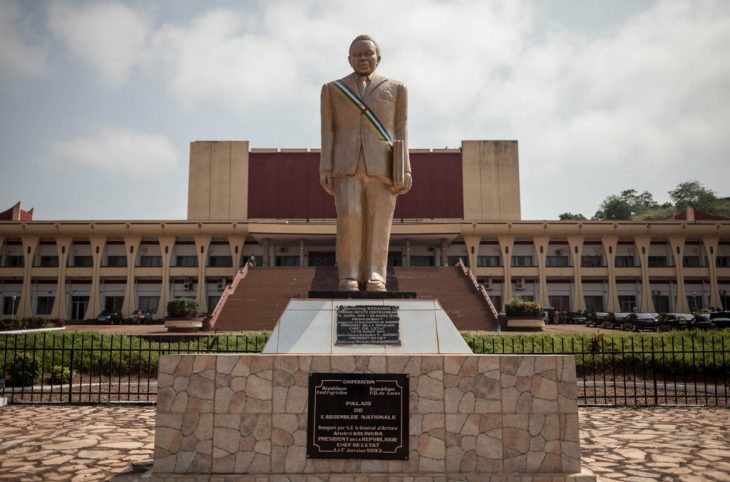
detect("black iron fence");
top-left (1, 332), bottom-right (728, 407)
top-left (0, 333), bottom-right (268, 405)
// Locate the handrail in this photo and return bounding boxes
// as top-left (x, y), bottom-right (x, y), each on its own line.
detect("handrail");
top-left (457, 259), bottom-right (500, 321)
top-left (208, 261), bottom-right (252, 329)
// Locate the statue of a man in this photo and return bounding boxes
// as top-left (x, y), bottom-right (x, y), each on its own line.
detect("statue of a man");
top-left (320, 34), bottom-right (412, 292)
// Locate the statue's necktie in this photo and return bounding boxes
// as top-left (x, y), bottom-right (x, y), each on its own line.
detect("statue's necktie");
top-left (359, 78), bottom-right (368, 97)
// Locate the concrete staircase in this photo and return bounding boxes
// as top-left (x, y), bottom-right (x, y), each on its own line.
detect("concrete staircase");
top-left (211, 266), bottom-right (497, 332)
top-left (394, 266), bottom-right (498, 331)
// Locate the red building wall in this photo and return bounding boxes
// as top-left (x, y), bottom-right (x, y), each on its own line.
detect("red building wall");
top-left (248, 151), bottom-right (463, 220)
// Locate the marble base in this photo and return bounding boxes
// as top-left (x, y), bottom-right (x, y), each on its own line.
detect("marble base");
top-left (152, 354), bottom-right (595, 481)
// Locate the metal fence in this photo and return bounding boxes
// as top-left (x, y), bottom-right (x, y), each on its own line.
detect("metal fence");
top-left (1, 332), bottom-right (728, 407)
top-left (0, 333), bottom-right (267, 405)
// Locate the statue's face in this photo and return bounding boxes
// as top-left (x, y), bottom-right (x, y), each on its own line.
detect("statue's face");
top-left (348, 40), bottom-right (380, 76)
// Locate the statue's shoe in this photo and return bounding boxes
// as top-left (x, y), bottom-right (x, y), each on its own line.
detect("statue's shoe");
top-left (339, 279), bottom-right (359, 291)
top-left (366, 280), bottom-right (387, 292)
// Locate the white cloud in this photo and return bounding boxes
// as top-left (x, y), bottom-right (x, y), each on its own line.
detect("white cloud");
top-left (53, 126), bottom-right (178, 174)
top-left (48, 2), bottom-right (149, 86)
top-left (0, 1), bottom-right (46, 76)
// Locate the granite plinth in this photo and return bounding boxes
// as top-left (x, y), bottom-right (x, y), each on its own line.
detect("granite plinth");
top-left (308, 291), bottom-right (417, 299)
top-left (152, 354), bottom-right (595, 481)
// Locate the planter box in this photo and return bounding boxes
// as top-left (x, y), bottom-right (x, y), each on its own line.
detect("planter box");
top-left (506, 316), bottom-right (545, 330)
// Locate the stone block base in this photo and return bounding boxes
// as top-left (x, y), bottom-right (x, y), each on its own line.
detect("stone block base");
top-left (153, 354), bottom-right (595, 481)
top-left (144, 471), bottom-right (597, 481)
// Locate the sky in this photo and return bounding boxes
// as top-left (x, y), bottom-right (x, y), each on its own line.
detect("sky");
top-left (1, 0), bottom-right (729, 221)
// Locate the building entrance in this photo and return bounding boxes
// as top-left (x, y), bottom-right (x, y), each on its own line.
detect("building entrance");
top-left (70, 296), bottom-right (89, 320)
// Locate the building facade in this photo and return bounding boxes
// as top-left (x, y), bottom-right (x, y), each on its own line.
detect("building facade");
top-left (1, 140), bottom-right (728, 320)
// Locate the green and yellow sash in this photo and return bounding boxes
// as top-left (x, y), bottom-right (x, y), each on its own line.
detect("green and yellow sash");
top-left (333, 80), bottom-right (394, 148)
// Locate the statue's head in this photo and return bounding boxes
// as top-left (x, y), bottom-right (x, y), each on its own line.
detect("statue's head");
top-left (348, 34), bottom-right (381, 76)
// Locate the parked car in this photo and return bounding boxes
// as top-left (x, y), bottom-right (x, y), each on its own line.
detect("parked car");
top-left (96, 310), bottom-right (123, 324)
top-left (658, 313), bottom-right (695, 330)
top-left (693, 313), bottom-right (714, 330)
top-left (129, 309), bottom-right (153, 324)
top-left (709, 311), bottom-right (730, 329)
top-left (607, 312), bottom-right (631, 329)
top-left (566, 311), bottom-right (588, 324)
top-left (621, 312), bottom-right (662, 332)
top-left (587, 312), bottom-right (614, 327)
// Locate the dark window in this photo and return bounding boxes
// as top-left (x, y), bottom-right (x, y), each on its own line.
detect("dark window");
top-left (208, 255), bottom-right (233, 267)
top-left (139, 256), bottom-right (163, 267)
top-left (584, 296), bottom-right (604, 312)
top-left (511, 256), bottom-right (534, 267)
top-left (581, 256), bottom-right (602, 267)
top-left (175, 256), bottom-right (198, 267)
top-left (2, 296), bottom-right (20, 315)
top-left (477, 255), bottom-right (501, 267)
top-left (448, 255), bottom-right (469, 267)
top-left (618, 295), bottom-right (636, 312)
top-left (208, 296), bottom-right (221, 312)
top-left (104, 296), bottom-right (124, 312)
top-left (546, 256), bottom-right (570, 267)
top-left (39, 256), bottom-right (59, 267)
top-left (72, 256), bottom-right (93, 267)
top-left (717, 256), bottom-right (730, 267)
top-left (410, 256), bottom-right (435, 266)
top-left (683, 256), bottom-right (702, 267)
top-left (36, 296), bottom-right (54, 315)
top-left (4, 256), bottom-right (24, 267)
top-left (276, 256), bottom-right (300, 266)
top-left (687, 295), bottom-right (703, 311)
top-left (137, 296), bottom-right (159, 313)
top-left (105, 256), bottom-right (127, 267)
top-left (648, 256), bottom-right (668, 267)
top-left (615, 256), bottom-right (635, 267)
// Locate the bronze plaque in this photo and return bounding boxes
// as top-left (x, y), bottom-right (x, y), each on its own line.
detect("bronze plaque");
top-left (336, 305), bottom-right (400, 345)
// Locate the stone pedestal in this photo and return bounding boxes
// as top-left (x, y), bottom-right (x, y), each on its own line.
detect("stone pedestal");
top-left (151, 353), bottom-right (595, 481)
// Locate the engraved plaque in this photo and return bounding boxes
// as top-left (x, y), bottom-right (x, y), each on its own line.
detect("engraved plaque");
top-left (307, 373), bottom-right (409, 459)
top-left (336, 305), bottom-right (400, 345)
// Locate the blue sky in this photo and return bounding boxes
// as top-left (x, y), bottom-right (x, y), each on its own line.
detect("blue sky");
top-left (1, 0), bottom-right (728, 221)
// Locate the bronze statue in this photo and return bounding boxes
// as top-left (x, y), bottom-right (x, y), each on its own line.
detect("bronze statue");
top-left (320, 34), bottom-right (412, 292)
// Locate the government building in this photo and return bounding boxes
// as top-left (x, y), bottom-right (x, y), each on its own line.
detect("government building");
top-left (1, 140), bottom-right (728, 323)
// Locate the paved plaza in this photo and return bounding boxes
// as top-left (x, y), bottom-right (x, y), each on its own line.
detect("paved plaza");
top-left (0, 406), bottom-right (728, 481)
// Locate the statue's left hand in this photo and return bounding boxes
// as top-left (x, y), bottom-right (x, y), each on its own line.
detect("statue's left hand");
top-left (394, 172), bottom-right (412, 195)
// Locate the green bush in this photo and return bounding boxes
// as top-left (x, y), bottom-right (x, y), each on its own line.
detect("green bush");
top-left (5, 353), bottom-right (40, 386)
top-left (504, 298), bottom-right (541, 317)
top-left (49, 366), bottom-right (72, 385)
top-left (167, 298), bottom-right (198, 318)
top-left (0, 317), bottom-right (63, 332)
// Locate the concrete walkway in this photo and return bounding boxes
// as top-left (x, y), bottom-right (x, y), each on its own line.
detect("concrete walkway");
top-left (0, 406), bottom-right (728, 481)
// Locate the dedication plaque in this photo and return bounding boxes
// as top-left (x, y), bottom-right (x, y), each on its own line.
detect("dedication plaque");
top-left (307, 373), bottom-right (409, 459)
top-left (336, 305), bottom-right (400, 345)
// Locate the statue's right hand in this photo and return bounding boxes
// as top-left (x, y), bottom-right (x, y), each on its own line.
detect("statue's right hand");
top-left (320, 170), bottom-right (334, 196)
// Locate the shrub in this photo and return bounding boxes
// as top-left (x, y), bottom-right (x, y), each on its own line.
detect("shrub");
top-left (504, 298), bottom-right (542, 317)
top-left (49, 366), bottom-right (72, 385)
top-left (5, 353), bottom-right (40, 386)
top-left (167, 298), bottom-right (198, 318)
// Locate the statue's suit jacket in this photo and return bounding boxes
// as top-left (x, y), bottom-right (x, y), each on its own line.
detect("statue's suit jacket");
top-left (320, 72), bottom-right (410, 180)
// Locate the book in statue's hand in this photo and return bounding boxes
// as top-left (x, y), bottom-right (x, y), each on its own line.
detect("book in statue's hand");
top-left (392, 139), bottom-right (405, 189)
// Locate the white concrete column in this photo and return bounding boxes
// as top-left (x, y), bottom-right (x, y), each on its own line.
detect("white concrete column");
top-left (498, 235), bottom-right (515, 308)
top-left (227, 235), bottom-right (246, 277)
top-left (83, 236), bottom-right (107, 320)
top-left (262, 238), bottom-right (270, 266)
top-left (18, 236), bottom-right (39, 318)
top-left (122, 236), bottom-right (141, 318)
top-left (634, 236), bottom-right (655, 312)
top-left (194, 235), bottom-right (212, 313)
top-left (299, 239), bottom-right (306, 267)
top-left (668, 235), bottom-right (689, 313)
top-left (703, 236), bottom-right (720, 309)
top-left (567, 236), bottom-right (586, 311)
top-left (439, 238), bottom-right (449, 267)
top-left (157, 236), bottom-right (176, 319)
top-left (601, 235), bottom-right (620, 312)
top-left (51, 237), bottom-right (72, 319)
top-left (463, 235), bottom-right (481, 273)
top-left (532, 236), bottom-right (550, 308)
top-left (404, 239), bottom-right (411, 267)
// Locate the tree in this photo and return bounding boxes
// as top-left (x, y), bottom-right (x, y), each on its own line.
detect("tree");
top-left (558, 212), bottom-right (587, 221)
top-left (592, 195), bottom-right (633, 220)
top-left (669, 181), bottom-right (717, 212)
top-left (620, 189), bottom-right (659, 212)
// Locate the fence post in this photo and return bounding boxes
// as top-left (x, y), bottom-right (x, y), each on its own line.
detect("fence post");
top-left (651, 337), bottom-right (658, 406)
top-left (68, 335), bottom-right (75, 404)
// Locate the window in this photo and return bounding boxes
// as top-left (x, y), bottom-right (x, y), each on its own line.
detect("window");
top-left (175, 256), bottom-right (198, 267)
top-left (448, 255), bottom-right (469, 266)
top-left (683, 256), bottom-right (702, 267)
top-left (618, 296), bottom-right (636, 312)
top-left (138, 296), bottom-right (159, 313)
top-left (581, 256), bottom-right (602, 267)
top-left (105, 256), bottom-right (127, 267)
top-left (615, 256), bottom-right (635, 267)
top-left (584, 296), bottom-right (604, 312)
top-left (717, 256), bottom-right (730, 267)
top-left (208, 296), bottom-right (221, 313)
top-left (2, 296), bottom-right (20, 315)
top-left (648, 256), bottom-right (668, 267)
top-left (35, 296), bottom-right (54, 315)
top-left (39, 256), bottom-right (59, 267)
top-left (549, 296), bottom-right (570, 311)
top-left (276, 256), bottom-right (300, 266)
top-left (546, 256), bottom-right (569, 267)
top-left (687, 295), bottom-right (703, 311)
top-left (511, 256), bottom-right (533, 267)
top-left (4, 256), bottom-right (24, 267)
top-left (477, 255), bottom-right (501, 267)
top-left (410, 256), bottom-right (434, 266)
top-left (208, 255), bottom-right (233, 267)
top-left (72, 255), bottom-right (93, 267)
top-left (652, 294), bottom-right (670, 313)
top-left (104, 296), bottom-right (124, 312)
top-left (139, 256), bottom-right (162, 267)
